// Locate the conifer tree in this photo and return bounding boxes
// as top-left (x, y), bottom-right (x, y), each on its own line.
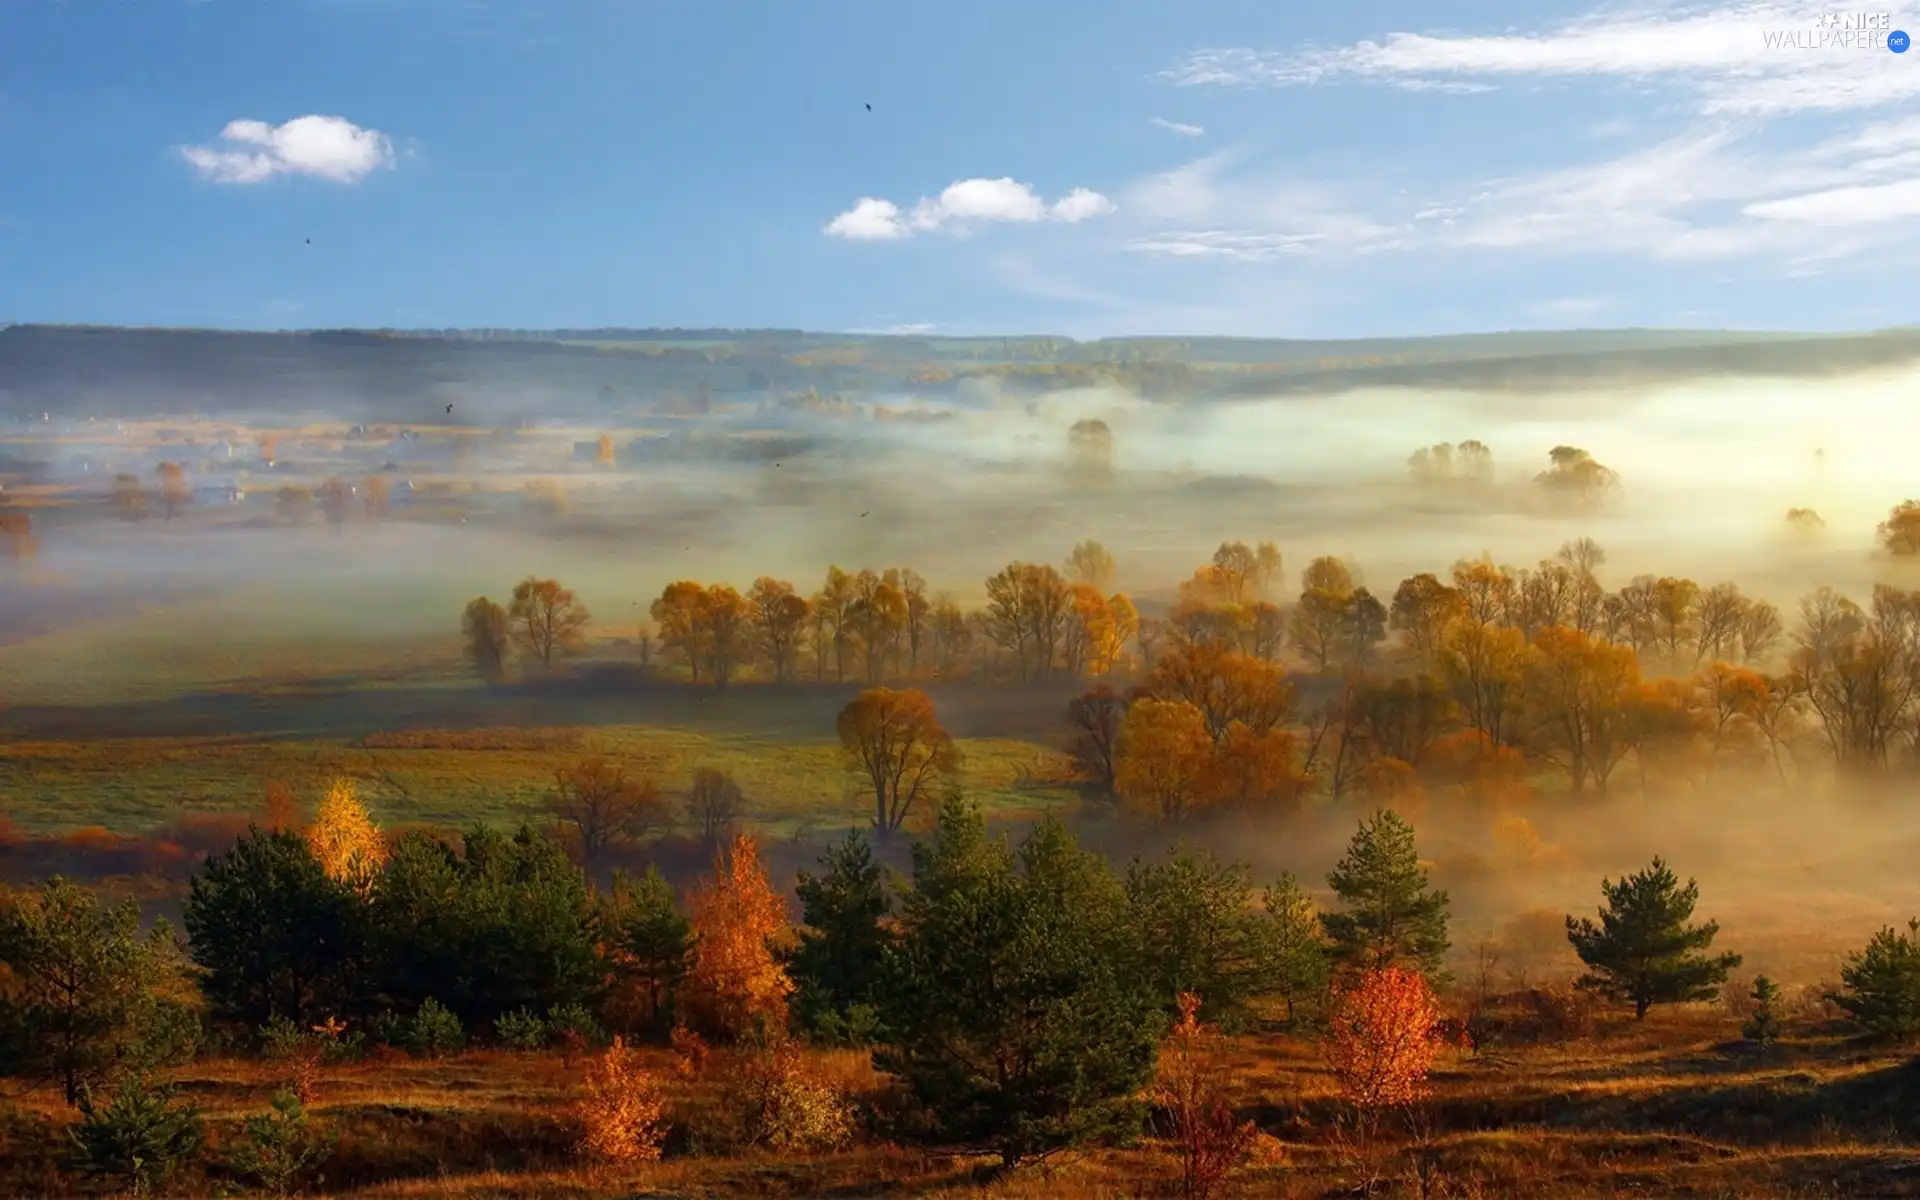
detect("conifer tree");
top-left (1322, 810), bottom-right (1451, 979)
top-left (1743, 976), bottom-right (1782, 1047)
top-left (1828, 919), bottom-right (1920, 1039)
top-left (1565, 857), bottom-right (1741, 1019)
top-left (600, 866), bottom-right (693, 1036)
top-left (1126, 846), bottom-right (1271, 1024)
top-left (789, 830), bottom-right (894, 1034)
top-left (1257, 872), bottom-right (1331, 1023)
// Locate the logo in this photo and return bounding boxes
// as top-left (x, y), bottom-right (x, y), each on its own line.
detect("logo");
top-left (1762, 10), bottom-right (1900, 50)
top-left (1892, 28), bottom-right (1912, 51)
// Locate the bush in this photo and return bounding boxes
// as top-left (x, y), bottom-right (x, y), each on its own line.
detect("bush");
top-left (1525, 985), bottom-right (1600, 1043)
top-left (1155, 993), bottom-right (1258, 1200)
top-left (575, 1037), bottom-right (668, 1163)
top-left (545, 1002), bottom-right (604, 1049)
top-left (229, 1087), bottom-right (333, 1197)
top-left (724, 1038), bottom-right (857, 1152)
top-left (406, 999), bottom-right (465, 1059)
top-left (807, 1002), bottom-right (884, 1048)
top-left (496, 1008), bottom-right (548, 1052)
top-left (68, 1075), bottom-right (205, 1196)
top-left (1743, 977), bottom-right (1783, 1047)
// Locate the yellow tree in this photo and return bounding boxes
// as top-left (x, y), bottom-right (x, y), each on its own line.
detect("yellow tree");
top-left (682, 834), bottom-right (795, 1042)
top-left (748, 576), bottom-right (810, 684)
top-left (1435, 620), bottom-right (1529, 748)
top-left (509, 576), bottom-right (592, 668)
top-left (1879, 500), bottom-right (1920, 556)
top-left (594, 433), bottom-right (616, 467)
top-left (156, 461), bottom-right (190, 521)
top-left (1114, 698), bottom-right (1215, 827)
top-left (651, 580), bottom-right (711, 683)
top-left (1523, 626), bottom-right (1640, 795)
top-left (836, 687), bottom-right (958, 836)
top-left (306, 779), bottom-right (386, 892)
top-left (701, 583), bottom-right (753, 688)
top-left (360, 475), bottom-right (390, 519)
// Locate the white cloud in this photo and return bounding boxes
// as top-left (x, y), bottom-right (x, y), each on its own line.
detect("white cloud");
top-left (1150, 117), bottom-right (1206, 137)
top-left (1159, 3), bottom-right (1920, 116)
top-left (825, 177), bottom-right (1114, 240)
top-left (824, 198), bottom-right (909, 241)
top-left (180, 115), bottom-right (395, 184)
top-left (1746, 179), bottom-right (1920, 225)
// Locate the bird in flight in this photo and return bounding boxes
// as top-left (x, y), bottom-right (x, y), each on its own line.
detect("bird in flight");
top-left (445, 404), bottom-right (454, 413)
top-left (304, 238), bottom-right (311, 245)
top-left (865, 103), bottom-right (872, 112)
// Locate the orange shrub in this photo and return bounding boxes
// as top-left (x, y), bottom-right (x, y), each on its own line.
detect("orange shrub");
top-left (575, 1036), bottom-right (669, 1163)
top-left (1326, 967), bottom-right (1445, 1112)
top-left (680, 834), bottom-right (794, 1041)
top-left (1156, 992), bottom-right (1258, 1200)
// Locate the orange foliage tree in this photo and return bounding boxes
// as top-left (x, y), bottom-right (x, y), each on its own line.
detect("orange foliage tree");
top-left (682, 834), bottom-right (794, 1041)
top-left (305, 779), bottom-right (386, 892)
top-left (836, 687), bottom-right (958, 836)
top-left (1156, 992), bottom-right (1259, 1200)
top-left (1325, 966), bottom-right (1445, 1144)
top-left (575, 1036), bottom-right (668, 1163)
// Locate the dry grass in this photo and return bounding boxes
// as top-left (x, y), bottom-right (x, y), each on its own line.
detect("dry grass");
top-left (5, 1006), bottom-right (1919, 1197)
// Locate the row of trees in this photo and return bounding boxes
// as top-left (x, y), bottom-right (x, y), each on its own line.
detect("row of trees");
top-left (19, 788), bottom-right (1918, 1175)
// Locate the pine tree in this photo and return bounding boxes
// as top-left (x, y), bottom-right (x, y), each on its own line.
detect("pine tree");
top-left (0, 877), bottom-right (193, 1106)
top-left (789, 830), bottom-right (894, 1035)
top-left (875, 800), bottom-right (1161, 1165)
top-left (68, 1074), bottom-right (205, 1196)
top-left (1125, 846), bottom-right (1271, 1024)
top-left (229, 1087), bottom-right (333, 1197)
top-left (1565, 857), bottom-right (1741, 1019)
top-left (1322, 810), bottom-right (1451, 979)
top-left (600, 866), bottom-right (693, 1036)
top-left (1743, 976), bottom-right (1782, 1047)
top-left (184, 828), bottom-right (371, 1028)
top-left (1828, 919), bottom-right (1920, 1039)
top-left (1257, 872), bottom-right (1331, 1024)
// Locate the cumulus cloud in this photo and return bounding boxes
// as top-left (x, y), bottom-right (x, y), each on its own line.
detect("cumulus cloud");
top-left (824, 177), bottom-right (1115, 240)
top-left (180, 115), bottom-right (396, 184)
top-left (1150, 117), bottom-right (1206, 137)
top-left (1157, 2), bottom-right (1919, 117)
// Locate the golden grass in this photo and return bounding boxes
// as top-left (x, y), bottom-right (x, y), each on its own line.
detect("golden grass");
top-left (5, 1006), bottom-right (1917, 1198)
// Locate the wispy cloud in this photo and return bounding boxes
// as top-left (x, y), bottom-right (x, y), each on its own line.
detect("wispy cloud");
top-left (1150, 117), bottom-right (1206, 137)
top-left (1159, 3), bottom-right (1920, 116)
top-left (180, 115), bottom-right (395, 184)
top-left (825, 177), bottom-right (1115, 241)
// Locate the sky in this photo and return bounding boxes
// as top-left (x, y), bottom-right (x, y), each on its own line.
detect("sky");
top-left (2, 0), bottom-right (1919, 338)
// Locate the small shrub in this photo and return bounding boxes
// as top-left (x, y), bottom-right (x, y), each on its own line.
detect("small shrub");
top-left (406, 999), bottom-right (465, 1059)
top-left (670, 1025), bottom-right (711, 1078)
top-left (496, 1008), bottom-right (548, 1052)
top-left (1743, 976), bottom-right (1783, 1047)
top-left (1156, 992), bottom-right (1258, 1200)
top-left (1326, 968), bottom-right (1445, 1113)
top-left (1525, 985), bottom-right (1599, 1043)
top-left (575, 1037), bottom-right (668, 1163)
top-left (545, 1001), bottom-right (605, 1049)
top-left (723, 1038), bottom-right (856, 1152)
top-left (68, 1075), bottom-right (205, 1197)
top-left (807, 1002), bottom-right (884, 1048)
top-left (229, 1087), bottom-right (333, 1197)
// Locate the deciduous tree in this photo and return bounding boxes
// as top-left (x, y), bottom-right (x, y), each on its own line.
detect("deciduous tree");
top-left (836, 688), bottom-right (958, 837)
top-left (306, 780), bottom-right (386, 893)
top-left (543, 758), bottom-right (669, 880)
top-left (682, 834), bottom-right (794, 1042)
top-left (510, 576), bottom-right (591, 669)
top-left (748, 576), bottom-right (810, 684)
top-left (460, 597), bottom-right (510, 682)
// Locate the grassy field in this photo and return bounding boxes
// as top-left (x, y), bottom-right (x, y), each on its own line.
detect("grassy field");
top-left (5, 1000), bottom-right (1917, 1198)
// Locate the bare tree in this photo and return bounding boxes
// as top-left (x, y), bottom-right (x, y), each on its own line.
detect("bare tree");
top-left (543, 758), bottom-right (670, 881)
top-left (684, 767), bottom-right (747, 853)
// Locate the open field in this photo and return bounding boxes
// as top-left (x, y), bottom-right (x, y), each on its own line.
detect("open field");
top-left (5, 1004), bottom-right (1919, 1198)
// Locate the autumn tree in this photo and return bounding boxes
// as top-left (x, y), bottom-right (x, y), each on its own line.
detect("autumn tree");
top-left (1114, 699), bottom-right (1215, 827)
top-left (156, 462), bottom-right (190, 521)
top-left (651, 580), bottom-right (711, 683)
top-left (1323, 810), bottom-right (1451, 980)
top-left (1146, 640), bottom-right (1293, 746)
top-left (748, 576), bottom-right (810, 684)
top-left (682, 834), bottom-right (794, 1041)
top-left (274, 486), bottom-right (312, 524)
top-left (576, 1037), bottom-right (668, 1163)
top-left (1535, 445), bottom-right (1618, 503)
top-left (1390, 573), bottom-right (1465, 666)
top-left (1785, 507), bottom-right (1826, 537)
top-left (1155, 992), bottom-right (1258, 1200)
top-left (1066, 684), bottom-right (1129, 800)
top-left (1565, 858), bottom-right (1741, 1020)
top-left (1524, 626), bottom-right (1641, 795)
top-left (848, 568), bottom-right (907, 681)
top-left (1878, 500), bottom-right (1920, 556)
top-left (544, 758), bottom-right (670, 881)
top-left (1436, 620), bottom-right (1528, 748)
top-left (684, 767), bottom-right (746, 854)
top-left (306, 780), bottom-right (386, 893)
top-left (460, 597), bottom-right (510, 682)
top-left (594, 433), bottom-right (616, 468)
top-left (982, 561), bottom-right (1072, 681)
top-left (837, 688), bottom-right (958, 837)
top-left (701, 583), bottom-right (753, 687)
top-left (0, 512), bottom-right (36, 560)
top-left (1291, 557), bottom-right (1356, 670)
top-left (1325, 967), bottom-right (1444, 1147)
top-left (509, 576), bottom-right (591, 669)
top-left (0, 878), bottom-right (194, 1106)
top-left (1064, 539), bottom-right (1117, 591)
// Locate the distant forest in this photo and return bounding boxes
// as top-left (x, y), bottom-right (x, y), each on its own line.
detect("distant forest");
top-left (2, 322), bottom-right (1919, 419)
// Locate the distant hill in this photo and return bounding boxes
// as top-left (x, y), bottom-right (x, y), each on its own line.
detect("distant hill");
top-left (0, 323), bottom-right (1915, 419)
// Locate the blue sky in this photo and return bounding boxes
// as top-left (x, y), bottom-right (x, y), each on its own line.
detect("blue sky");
top-left (2, 0), bottom-right (1918, 337)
